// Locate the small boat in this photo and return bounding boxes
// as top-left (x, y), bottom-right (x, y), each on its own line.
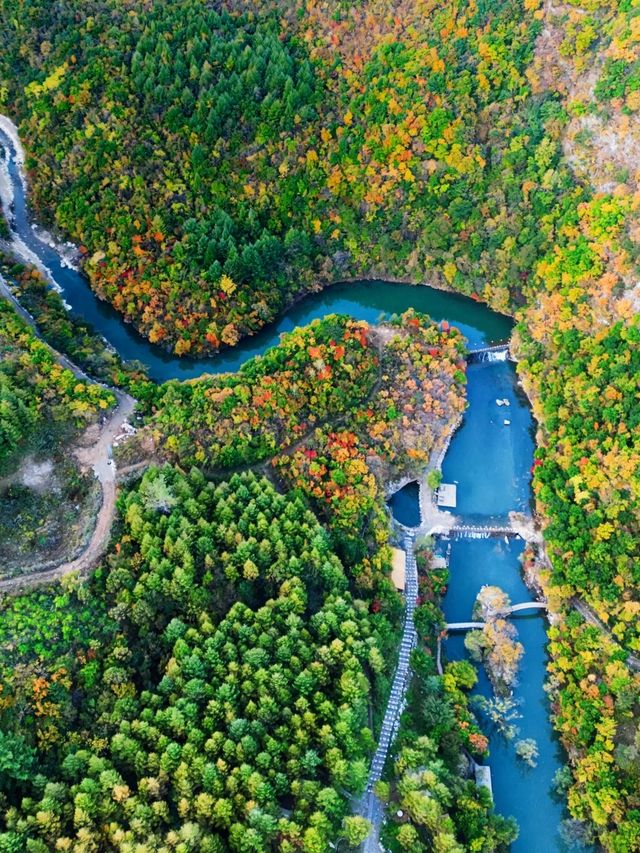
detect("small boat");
top-left (504, 419), bottom-right (511, 425)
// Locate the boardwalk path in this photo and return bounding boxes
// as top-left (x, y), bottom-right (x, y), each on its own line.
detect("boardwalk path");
top-left (360, 529), bottom-right (417, 853)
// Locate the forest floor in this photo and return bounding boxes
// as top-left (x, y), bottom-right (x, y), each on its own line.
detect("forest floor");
top-left (534, 0), bottom-right (640, 194)
top-left (0, 456), bottom-right (102, 579)
top-left (0, 457), bottom-right (54, 492)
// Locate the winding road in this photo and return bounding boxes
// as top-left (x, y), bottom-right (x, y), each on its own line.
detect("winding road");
top-left (0, 275), bottom-right (136, 595)
top-left (570, 596), bottom-right (640, 672)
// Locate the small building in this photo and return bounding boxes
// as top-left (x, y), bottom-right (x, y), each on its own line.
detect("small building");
top-left (390, 548), bottom-right (406, 592)
top-left (437, 482), bottom-right (457, 508)
top-left (474, 762), bottom-right (493, 796)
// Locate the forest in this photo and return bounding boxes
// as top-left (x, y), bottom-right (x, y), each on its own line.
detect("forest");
top-left (0, 253), bottom-right (148, 390)
top-left (0, 469), bottom-right (397, 850)
top-left (1, 0), bottom-right (640, 848)
top-left (0, 292), bottom-right (118, 579)
top-left (141, 311), bottom-right (465, 588)
top-left (1, 0), bottom-right (575, 352)
top-left (0, 307), bottom-right (483, 849)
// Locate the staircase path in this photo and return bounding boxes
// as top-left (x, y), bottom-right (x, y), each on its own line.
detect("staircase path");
top-left (359, 530), bottom-right (417, 853)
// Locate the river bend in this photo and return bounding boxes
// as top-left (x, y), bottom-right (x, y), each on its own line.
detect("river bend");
top-left (0, 117), bottom-right (572, 849)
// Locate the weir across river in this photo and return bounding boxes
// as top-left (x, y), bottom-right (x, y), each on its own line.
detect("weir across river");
top-left (466, 342), bottom-right (510, 362)
top-left (450, 523), bottom-right (519, 538)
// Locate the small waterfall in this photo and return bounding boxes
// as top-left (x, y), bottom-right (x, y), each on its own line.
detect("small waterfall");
top-left (452, 529), bottom-right (491, 540)
top-left (466, 344), bottom-right (510, 364)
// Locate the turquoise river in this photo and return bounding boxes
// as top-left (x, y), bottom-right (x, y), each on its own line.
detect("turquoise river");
top-left (0, 124), bottom-right (587, 851)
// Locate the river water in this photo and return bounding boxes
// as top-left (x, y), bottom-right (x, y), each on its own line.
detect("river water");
top-left (1, 122), bottom-right (575, 849)
top-left (440, 360), bottom-right (572, 852)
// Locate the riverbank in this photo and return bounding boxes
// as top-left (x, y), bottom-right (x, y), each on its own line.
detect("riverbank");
top-left (0, 111), bottom-right (515, 362)
top-left (0, 254), bottom-right (148, 389)
top-left (0, 115), bottom-right (80, 269)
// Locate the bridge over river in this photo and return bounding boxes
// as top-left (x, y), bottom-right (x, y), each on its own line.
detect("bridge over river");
top-left (445, 601), bottom-right (548, 631)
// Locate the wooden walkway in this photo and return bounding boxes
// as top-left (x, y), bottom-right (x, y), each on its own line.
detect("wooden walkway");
top-left (360, 530), bottom-right (418, 852)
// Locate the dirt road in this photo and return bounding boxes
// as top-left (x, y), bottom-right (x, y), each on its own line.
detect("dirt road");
top-left (571, 596), bottom-right (640, 672)
top-left (0, 391), bottom-right (135, 594)
top-left (0, 274), bottom-right (137, 594)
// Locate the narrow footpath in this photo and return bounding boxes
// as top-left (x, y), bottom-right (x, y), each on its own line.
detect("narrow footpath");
top-left (360, 529), bottom-right (418, 853)
top-left (571, 597), bottom-right (640, 672)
